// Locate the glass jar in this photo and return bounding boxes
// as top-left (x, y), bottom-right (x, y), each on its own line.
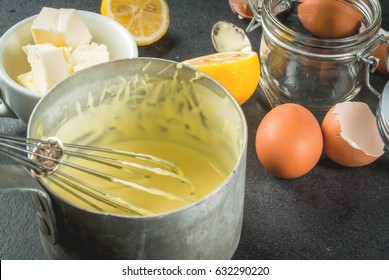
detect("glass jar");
top-left (247, 0), bottom-right (384, 112)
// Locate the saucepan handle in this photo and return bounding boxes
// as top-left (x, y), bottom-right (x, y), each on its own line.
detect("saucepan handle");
top-left (0, 165), bottom-right (38, 191)
top-left (0, 165), bottom-right (58, 244)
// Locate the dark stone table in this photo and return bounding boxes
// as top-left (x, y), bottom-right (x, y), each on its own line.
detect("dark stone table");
top-left (1, 0), bottom-right (388, 259)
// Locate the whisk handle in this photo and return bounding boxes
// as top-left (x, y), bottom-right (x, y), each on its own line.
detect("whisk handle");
top-left (0, 165), bottom-right (58, 245)
top-left (0, 165), bottom-right (39, 191)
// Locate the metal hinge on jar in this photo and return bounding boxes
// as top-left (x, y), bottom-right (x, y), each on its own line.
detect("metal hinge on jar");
top-left (245, 0), bottom-right (293, 33)
top-left (356, 34), bottom-right (389, 98)
top-left (246, 0), bottom-right (263, 32)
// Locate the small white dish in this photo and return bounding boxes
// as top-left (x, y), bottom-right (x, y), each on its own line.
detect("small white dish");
top-left (0, 10), bottom-right (138, 123)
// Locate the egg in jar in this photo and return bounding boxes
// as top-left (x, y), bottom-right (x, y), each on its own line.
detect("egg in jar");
top-left (297, 0), bottom-right (363, 39)
top-left (255, 103), bottom-right (323, 179)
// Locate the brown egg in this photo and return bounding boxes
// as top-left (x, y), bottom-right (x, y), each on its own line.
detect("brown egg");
top-left (255, 103), bottom-right (323, 179)
top-left (321, 102), bottom-right (385, 167)
top-left (297, 0), bottom-right (363, 39)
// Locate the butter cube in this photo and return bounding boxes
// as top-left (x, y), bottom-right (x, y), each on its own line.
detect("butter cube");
top-left (72, 43), bottom-right (110, 72)
top-left (17, 71), bottom-right (36, 92)
top-left (32, 7), bottom-right (92, 48)
top-left (22, 44), bottom-right (73, 93)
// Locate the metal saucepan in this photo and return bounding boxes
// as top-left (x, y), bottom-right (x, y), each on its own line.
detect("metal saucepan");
top-left (0, 58), bottom-right (248, 259)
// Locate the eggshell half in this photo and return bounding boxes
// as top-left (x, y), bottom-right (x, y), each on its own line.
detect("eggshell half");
top-left (321, 102), bottom-right (385, 167)
top-left (229, 0), bottom-right (261, 19)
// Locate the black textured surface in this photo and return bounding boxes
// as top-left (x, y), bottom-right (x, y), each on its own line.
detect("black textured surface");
top-left (0, 0), bottom-right (389, 260)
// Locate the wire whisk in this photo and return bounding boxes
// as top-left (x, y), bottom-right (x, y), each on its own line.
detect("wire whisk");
top-left (0, 134), bottom-right (195, 216)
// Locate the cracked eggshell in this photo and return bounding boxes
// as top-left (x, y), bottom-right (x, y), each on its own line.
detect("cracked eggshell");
top-left (321, 101), bottom-right (385, 167)
top-left (229, 0), bottom-right (262, 19)
top-left (380, 28), bottom-right (389, 37)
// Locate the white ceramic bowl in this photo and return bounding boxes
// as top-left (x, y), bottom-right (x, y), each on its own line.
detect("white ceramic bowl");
top-left (0, 10), bottom-right (138, 123)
